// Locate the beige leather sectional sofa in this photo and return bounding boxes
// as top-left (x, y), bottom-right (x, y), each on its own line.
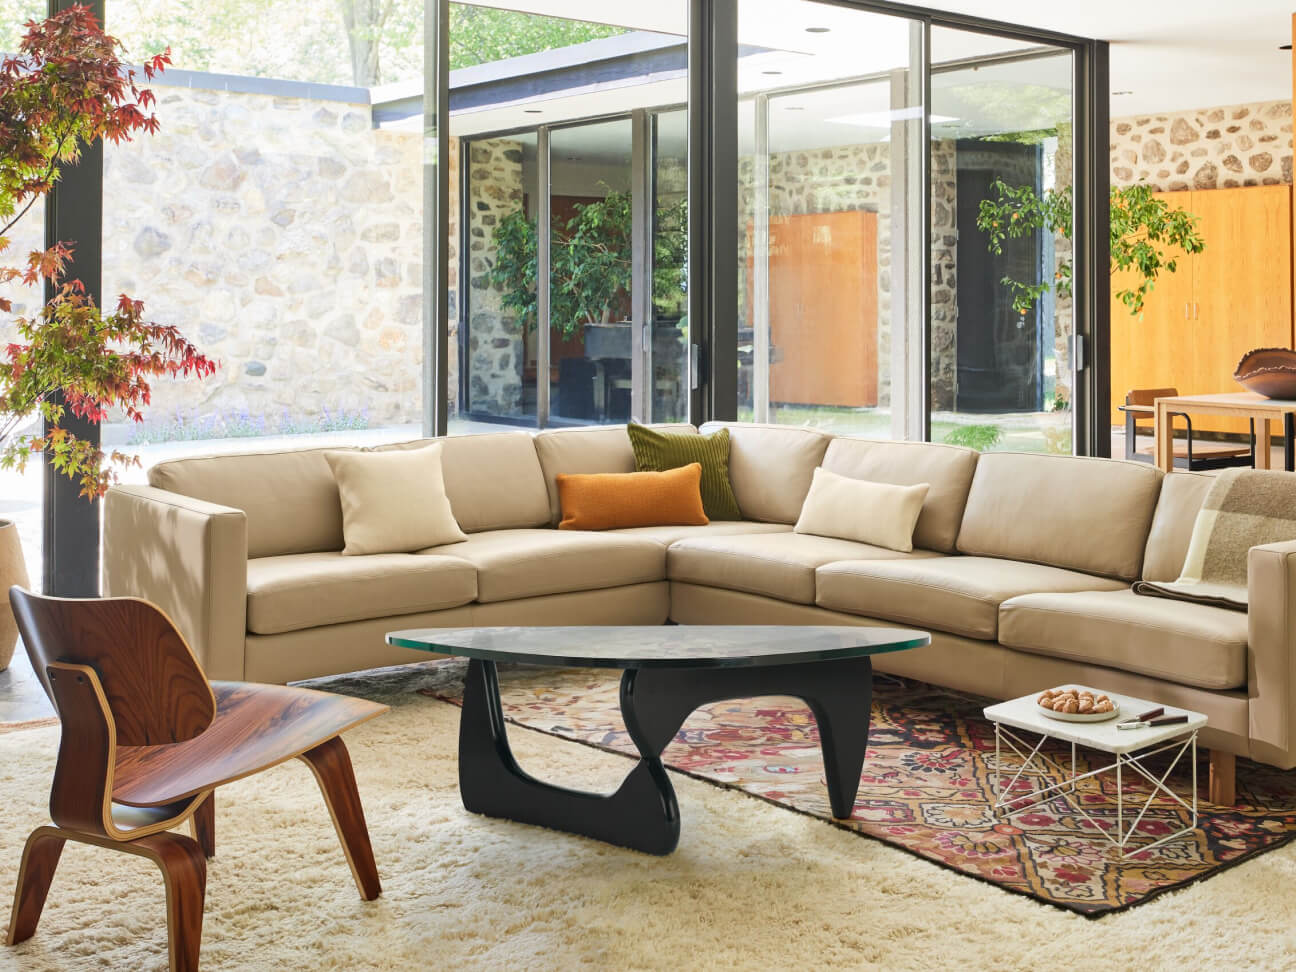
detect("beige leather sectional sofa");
top-left (103, 422), bottom-right (1296, 774)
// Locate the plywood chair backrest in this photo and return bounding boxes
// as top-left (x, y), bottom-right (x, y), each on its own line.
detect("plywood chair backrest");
top-left (1125, 388), bottom-right (1180, 426)
top-left (1126, 387), bottom-right (1179, 407)
top-left (9, 588), bottom-right (217, 746)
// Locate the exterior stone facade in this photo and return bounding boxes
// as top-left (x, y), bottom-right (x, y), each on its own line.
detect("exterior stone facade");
top-left (462, 138), bottom-right (528, 418)
top-left (100, 85), bottom-right (425, 427)
top-left (1111, 100), bottom-right (1294, 191)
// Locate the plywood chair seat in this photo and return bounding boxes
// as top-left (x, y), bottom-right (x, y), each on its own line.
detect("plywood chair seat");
top-left (5, 589), bottom-right (388, 972)
top-left (1128, 433), bottom-right (1253, 460)
top-left (1121, 387), bottom-right (1255, 471)
top-left (114, 682), bottom-right (382, 807)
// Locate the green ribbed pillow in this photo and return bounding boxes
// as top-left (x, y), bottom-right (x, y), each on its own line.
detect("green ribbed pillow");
top-left (627, 424), bottom-right (742, 521)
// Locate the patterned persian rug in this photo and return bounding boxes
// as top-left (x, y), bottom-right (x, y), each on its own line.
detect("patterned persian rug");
top-left (420, 661), bottom-right (1296, 917)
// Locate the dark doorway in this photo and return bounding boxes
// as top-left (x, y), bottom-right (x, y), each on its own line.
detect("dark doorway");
top-left (953, 139), bottom-right (1045, 413)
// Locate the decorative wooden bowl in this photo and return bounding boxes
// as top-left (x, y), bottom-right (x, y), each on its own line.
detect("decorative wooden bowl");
top-left (1235, 347), bottom-right (1296, 399)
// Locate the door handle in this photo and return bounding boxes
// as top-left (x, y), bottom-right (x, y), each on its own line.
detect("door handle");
top-left (1184, 303), bottom-right (1190, 320)
top-left (1194, 302), bottom-right (1199, 320)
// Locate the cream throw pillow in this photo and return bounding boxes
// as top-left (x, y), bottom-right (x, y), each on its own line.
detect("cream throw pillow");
top-left (794, 467), bottom-right (930, 553)
top-left (324, 443), bottom-right (467, 556)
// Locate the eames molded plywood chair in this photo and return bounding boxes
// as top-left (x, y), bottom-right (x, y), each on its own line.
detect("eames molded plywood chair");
top-left (4, 588), bottom-right (388, 971)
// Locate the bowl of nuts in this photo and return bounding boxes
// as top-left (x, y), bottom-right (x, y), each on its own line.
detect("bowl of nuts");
top-left (1036, 687), bottom-right (1119, 722)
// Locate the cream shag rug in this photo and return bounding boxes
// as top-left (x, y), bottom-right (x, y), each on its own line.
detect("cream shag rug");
top-left (1, 663), bottom-right (1295, 971)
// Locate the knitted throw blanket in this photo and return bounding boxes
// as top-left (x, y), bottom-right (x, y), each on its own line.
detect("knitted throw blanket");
top-left (1134, 468), bottom-right (1296, 611)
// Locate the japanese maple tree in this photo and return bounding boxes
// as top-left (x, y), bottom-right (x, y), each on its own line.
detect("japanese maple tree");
top-left (0, 5), bottom-right (215, 498)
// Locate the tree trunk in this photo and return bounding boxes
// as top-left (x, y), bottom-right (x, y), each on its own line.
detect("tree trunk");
top-left (338, 0), bottom-right (388, 87)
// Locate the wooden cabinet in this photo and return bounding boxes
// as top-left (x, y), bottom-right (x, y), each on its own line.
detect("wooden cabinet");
top-left (752, 210), bottom-right (879, 408)
top-left (1110, 185), bottom-right (1293, 435)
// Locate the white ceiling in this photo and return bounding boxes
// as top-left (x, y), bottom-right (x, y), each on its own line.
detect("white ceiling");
top-left (466, 0), bottom-right (1295, 116)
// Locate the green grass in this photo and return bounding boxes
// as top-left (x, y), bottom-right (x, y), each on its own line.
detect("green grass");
top-left (736, 404), bottom-right (1072, 454)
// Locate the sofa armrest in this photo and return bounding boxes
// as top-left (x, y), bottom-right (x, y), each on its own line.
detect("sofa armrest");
top-left (103, 484), bottom-right (249, 681)
top-left (1247, 538), bottom-right (1296, 768)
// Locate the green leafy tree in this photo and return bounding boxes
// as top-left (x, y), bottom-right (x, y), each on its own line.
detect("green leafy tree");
top-left (943, 424), bottom-right (1003, 451)
top-left (0, 8), bottom-right (216, 497)
top-left (448, 6), bottom-right (625, 71)
top-left (977, 181), bottom-right (1206, 317)
top-left (487, 190), bottom-right (687, 346)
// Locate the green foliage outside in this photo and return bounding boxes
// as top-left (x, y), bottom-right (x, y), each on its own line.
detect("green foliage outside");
top-left (448, 6), bottom-right (624, 72)
top-left (976, 180), bottom-right (1206, 318)
top-left (942, 424), bottom-right (1003, 451)
top-left (487, 189), bottom-right (687, 345)
top-left (0, 1), bottom-right (628, 87)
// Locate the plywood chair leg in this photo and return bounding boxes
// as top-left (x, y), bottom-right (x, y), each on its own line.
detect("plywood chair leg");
top-left (300, 737), bottom-right (382, 901)
top-left (6, 827), bottom-right (66, 946)
top-left (191, 793), bottom-right (215, 859)
top-left (1209, 749), bottom-right (1237, 806)
top-left (135, 832), bottom-right (207, 972)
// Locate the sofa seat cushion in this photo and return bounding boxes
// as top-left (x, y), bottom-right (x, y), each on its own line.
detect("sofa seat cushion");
top-left (816, 557), bottom-right (1126, 640)
top-left (668, 532), bottom-right (941, 605)
top-left (608, 521), bottom-right (792, 546)
top-left (422, 529), bottom-right (665, 603)
top-left (999, 589), bottom-right (1248, 690)
top-left (246, 552), bottom-right (478, 635)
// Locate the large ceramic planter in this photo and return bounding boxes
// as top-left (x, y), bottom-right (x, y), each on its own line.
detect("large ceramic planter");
top-left (0, 520), bottom-right (30, 672)
top-left (1235, 347), bottom-right (1296, 400)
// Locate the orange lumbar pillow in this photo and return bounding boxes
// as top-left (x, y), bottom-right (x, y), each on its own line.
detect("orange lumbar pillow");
top-left (557, 463), bottom-right (709, 531)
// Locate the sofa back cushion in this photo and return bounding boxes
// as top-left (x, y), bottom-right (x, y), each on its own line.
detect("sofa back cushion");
top-left (148, 432), bottom-right (552, 558)
top-left (1141, 471), bottom-right (1215, 582)
top-left (438, 432), bottom-right (551, 533)
top-left (698, 422), bottom-right (831, 524)
top-left (956, 453), bottom-right (1163, 581)
top-left (820, 437), bottom-right (978, 553)
top-left (534, 424), bottom-right (697, 524)
top-left (149, 447), bottom-right (348, 558)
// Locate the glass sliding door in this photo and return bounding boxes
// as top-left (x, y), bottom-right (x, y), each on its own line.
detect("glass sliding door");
top-left (548, 118), bottom-right (634, 424)
top-left (447, 2), bottom-right (687, 432)
top-left (929, 30), bottom-right (1076, 453)
top-left (651, 109), bottom-right (690, 423)
top-left (738, 0), bottom-right (925, 437)
top-left (460, 131), bottom-right (540, 427)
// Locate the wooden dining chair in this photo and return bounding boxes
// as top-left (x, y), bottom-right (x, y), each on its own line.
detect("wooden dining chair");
top-left (4, 588), bottom-right (388, 971)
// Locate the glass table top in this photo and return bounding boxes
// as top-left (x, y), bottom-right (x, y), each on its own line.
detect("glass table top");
top-left (385, 625), bottom-right (930, 670)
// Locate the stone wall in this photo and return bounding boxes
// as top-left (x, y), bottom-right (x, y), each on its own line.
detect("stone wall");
top-left (90, 84), bottom-right (424, 428)
top-left (462, 138), bottom-right (528, 418)
top-left (1111, 100), bottom-right (1293, 191)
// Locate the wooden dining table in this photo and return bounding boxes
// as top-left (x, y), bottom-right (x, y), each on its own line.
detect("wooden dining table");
top-left (1153, 392), bottom-right (1296, 473)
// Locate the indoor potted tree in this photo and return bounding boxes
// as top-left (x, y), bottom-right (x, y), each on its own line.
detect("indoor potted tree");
top-left (0, 7), bottom-right (216, 669)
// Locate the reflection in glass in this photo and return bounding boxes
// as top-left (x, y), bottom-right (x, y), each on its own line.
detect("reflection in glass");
top-left (652, 110), bottom-right (690, 423)
top-left (929, 36), bottom-right (1075, 454)
top-left (549, 120), bottom-right (635, 424)
top-left (447, 2), bottom-right (688, 431)
top-left (737, 0), bottom-right (923, 437)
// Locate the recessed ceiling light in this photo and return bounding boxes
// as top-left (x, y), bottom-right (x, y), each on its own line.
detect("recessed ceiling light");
top-left (1112, 90), bottom-right (1133, 96)
top-left (784, 106), bottom-right (805, 111)
top-left (762, 69), bottom-right (783, 75)
top-left (524, 109), bottom-right (543, 114)
top-left (805, 26), bottom-right (830, 33)
top-left (828, 108), bottom-right (958, 127)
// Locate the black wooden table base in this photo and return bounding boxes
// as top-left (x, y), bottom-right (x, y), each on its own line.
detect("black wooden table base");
top-left (457, 655), bottom-right (874, 855)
